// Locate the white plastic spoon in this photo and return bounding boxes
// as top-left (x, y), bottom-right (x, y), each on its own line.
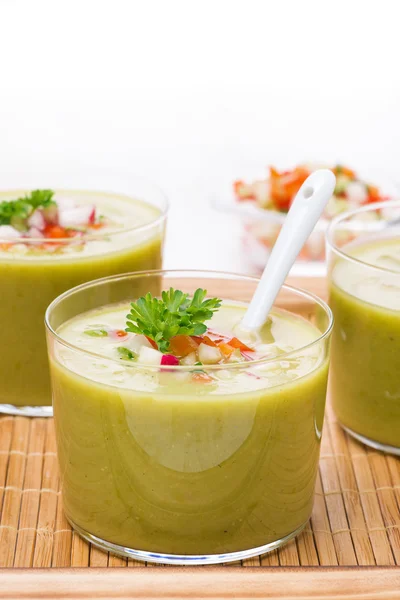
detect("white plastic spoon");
top-left (241, 169), bottom-right (336, 331)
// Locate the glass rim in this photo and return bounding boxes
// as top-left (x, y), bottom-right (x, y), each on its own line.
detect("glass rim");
top-left (0, 178), bottom-right (169, 244)
top-left (45, 269), bottom-right (334, 372)
top-left (326, 199), bottom-right (400, 275)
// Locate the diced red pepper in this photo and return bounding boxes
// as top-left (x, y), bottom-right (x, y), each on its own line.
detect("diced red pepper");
top-left (145, 336), bottom-right (158, 349)
top-left (44, 224), bottom-right (69, 239)
top-left (202, 335), bottom-right (217, 347)
top-left (228, 337), bottom-right (254, 352)
top-left (169, 335), bottom-right (199, 357)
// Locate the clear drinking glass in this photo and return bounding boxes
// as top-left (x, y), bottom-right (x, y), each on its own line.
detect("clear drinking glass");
top-left (327, 201), bottom-right (400, 454)
top-left (45, 270), bottom-right (332, 565)
top-left (0, 173), bottom-right (168, 417)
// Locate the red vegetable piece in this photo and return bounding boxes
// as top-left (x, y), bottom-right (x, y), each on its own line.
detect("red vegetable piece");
top-left (169, 335), bottom-right (199, 357)
top-left (145, 336), bottom-right (158, 349)
top-left (218, 342), bottom-right (234, 358)
top-left (228, 337), bottom-right (254, 352)
top-left (161, 354), bottom-right (180, 366)
top-left (115, 330), bottom-right (127, 338)
top-left (44, 224), bottom-right (68, 239)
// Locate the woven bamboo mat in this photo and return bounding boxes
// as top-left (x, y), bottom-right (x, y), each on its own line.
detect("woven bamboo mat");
top-left (1, 403), bottom-right (399, 570)
top-left (0, 277), bottom-right (399, 573)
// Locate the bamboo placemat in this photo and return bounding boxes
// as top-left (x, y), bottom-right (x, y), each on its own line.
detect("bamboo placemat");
top-left (1, 403), bottom-right (399, 570)
top-left (0, 278), bottom-right (399, 574)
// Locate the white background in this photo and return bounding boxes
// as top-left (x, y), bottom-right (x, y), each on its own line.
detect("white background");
top-left (0, 0), bottom-right (399, 274)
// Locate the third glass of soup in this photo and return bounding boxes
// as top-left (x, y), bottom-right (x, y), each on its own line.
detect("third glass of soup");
top-left (327, 201), bottom-right (400, 454)
top-left (46, 270), bottom-right (332, 564)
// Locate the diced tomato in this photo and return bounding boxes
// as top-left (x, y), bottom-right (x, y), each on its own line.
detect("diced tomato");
top-left (0, 243), bottom-right (11, 251)
top-left (228, 337), bottom-right (254, 352)
top-left (202, 335), bottom-right (217, 347)
top-left (192, 371), bottom-right (213, 383)
top-left (218, 342), bottom-right (234, 358)
top-left (44, 224), bottom-right (69, 239)
top-left (145, 336), bottom-right (158, 349)
top-left (169, 335), bottom-right (200, 357)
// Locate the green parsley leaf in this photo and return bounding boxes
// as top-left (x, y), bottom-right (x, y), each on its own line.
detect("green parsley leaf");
top-left (0, 189), bottom-right (55, 227)
top-left (125, 288), bottom-right (222, 352)
top-left (117, 346), bottom-right (136, 360)
top-left (84, 328), bottom-right (108, 337)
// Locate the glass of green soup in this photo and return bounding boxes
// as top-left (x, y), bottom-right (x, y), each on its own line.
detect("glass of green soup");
top-left (0, 174), bottom-right (167, 417)
top-left (45, 270), bottom-right (332, 564)
top-left (327, 200), bottom-right (400, 455)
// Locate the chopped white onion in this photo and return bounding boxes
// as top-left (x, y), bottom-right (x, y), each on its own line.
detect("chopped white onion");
top-left (0, 225), bottom-right (22, 239)
top-left (198, 343), bottom-right (222, 364)
top-left (137, 346), bottom-right (163, 366)
top-left (180, 351), bottom-right (197, 366)
top-left (58, 205), bottom-right (96, 228)
top-left (128, 334), bottom-right (154, 353)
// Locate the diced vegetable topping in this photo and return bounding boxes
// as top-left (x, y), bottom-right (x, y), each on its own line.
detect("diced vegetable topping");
top-left (169, 335), bottom-right (200, 356)
top-left (79, 292), bottom-right (260, 370)
top-left (0, 189), bottom-right (109, 251)
top-left (125, 288), bottom-right (222, 352)
top-left (161, 354), bottom-right (180, 366)
top-left (234, 164), bottom-right (387, 215)
top-left (84, 328), bottom-right (109, 337)
top-left (117, 346), bottom-right (136, 360)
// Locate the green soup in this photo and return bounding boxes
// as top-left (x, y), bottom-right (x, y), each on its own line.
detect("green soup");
top-left (50, 301), bottom-right (329, 557)
top-left (329, 237), bottom-right (400, 450)
top-left (0, 191), bottom-right (164, 410)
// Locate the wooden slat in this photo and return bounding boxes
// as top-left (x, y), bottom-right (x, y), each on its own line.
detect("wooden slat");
top-left (33, 419), bottom-right (59, 568)
top-left (0, 417), bottom-right (31, 567)
top-left (13, 419), bottom-right (47, 567)
top-left (1, 567), bottom-right (399, 599)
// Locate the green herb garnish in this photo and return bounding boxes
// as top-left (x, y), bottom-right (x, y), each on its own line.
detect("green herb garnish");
top-left (117, 346), bottom-right (136, 360)
top-left (126, 288), bottom-right (222, 352)
top-left (0, 189), bottom-right (55, 227)
top-left (84, 328), bottom-right (108, 337)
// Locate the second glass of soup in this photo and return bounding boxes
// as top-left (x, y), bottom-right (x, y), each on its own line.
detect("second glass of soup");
top-left (45, 270), bottom-right (332, 564)
top-left (0, 174), bottom-right (167, 416)
top-left (327, 201), bottom-right (400, 454)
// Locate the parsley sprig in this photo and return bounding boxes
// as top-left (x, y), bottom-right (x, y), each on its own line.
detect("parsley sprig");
top-left (125, 288), bottom-right (222, 352)
top-left (0, 190), bottom-right (55, 227)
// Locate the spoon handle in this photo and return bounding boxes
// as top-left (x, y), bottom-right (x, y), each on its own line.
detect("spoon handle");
top-left (241, 169), bottom-right (336, 330)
